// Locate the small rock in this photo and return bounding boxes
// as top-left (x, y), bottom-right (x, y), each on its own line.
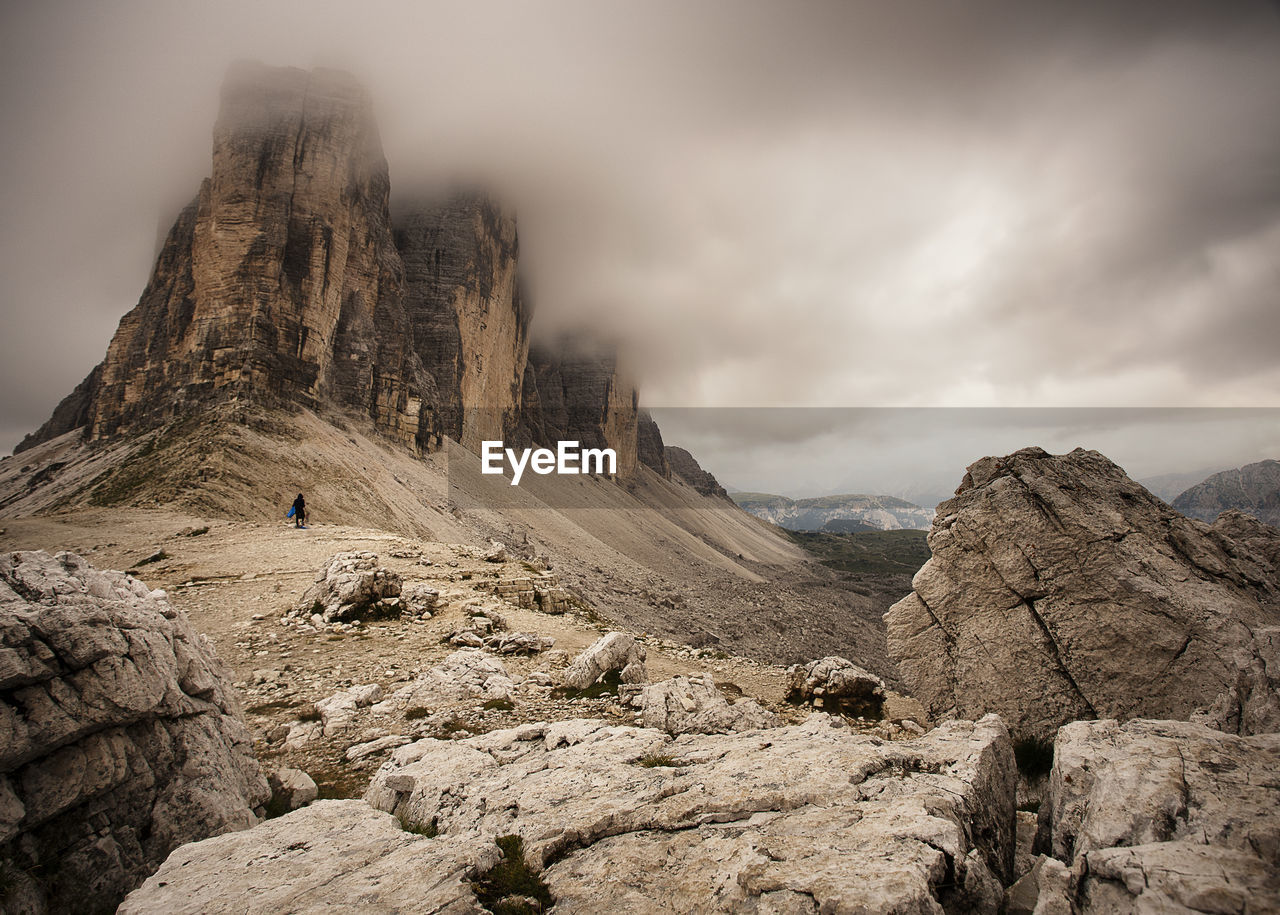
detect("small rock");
top-left (268, 769), bottom-right (318, 812)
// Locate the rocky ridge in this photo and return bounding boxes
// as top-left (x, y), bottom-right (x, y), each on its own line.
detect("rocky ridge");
top-left (16, 63), bottom-right (665, 491)
top-left (1174, 457), bottom-right (1280, 527)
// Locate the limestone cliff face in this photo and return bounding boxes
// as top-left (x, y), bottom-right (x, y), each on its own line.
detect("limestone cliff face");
top-left (636, 410), bottom-right (670, 478)
top-left (665, 446), bottom-right (730, 500)
top-left (20, 63), bottom-right (437, 453)
top-left (520, 342), bottom-right (639, 477)
top-left (394, 194), bottom-right (528, 452)
top-left (18, 63), bottom-right (666, 489)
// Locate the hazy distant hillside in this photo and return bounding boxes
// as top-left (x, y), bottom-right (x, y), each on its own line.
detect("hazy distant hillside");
top-left (732, 491), bottom-right (932, 531)
top-left (1173, 459), bottom-right (1280, 526)
top-left (1137, 468), bottom-right (1226, 503)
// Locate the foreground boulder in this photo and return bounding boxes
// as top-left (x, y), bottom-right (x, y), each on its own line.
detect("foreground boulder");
top-left (118, 801), bottom-right (497, 914)
top-left (365, 714), bottom-right (1017, 911)
top-left (562, 631), bottom-right (647, 689)
top-left (887, 447), bottom-right (1280, 739)
top-left (0, 550), bottom-right (268, 914)
top-left (1039, 718), bottom-right (1280, 911)
top-left (626, 674), bottom-right (780, 735)
top-left (294, 551), bottom-right (402, 623)
top-left (786, 655), bottom-right (886, 718)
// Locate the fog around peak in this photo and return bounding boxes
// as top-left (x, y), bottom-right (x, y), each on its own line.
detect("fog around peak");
top-left (2, 0), bottom-right (1278, 486)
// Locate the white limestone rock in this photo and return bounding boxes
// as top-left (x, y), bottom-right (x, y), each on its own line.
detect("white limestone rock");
top-left (0, 550), bottom-right (268, 913)
top-left (365, 713), bottom-right (1018, 911)
top-left (293, 551), bottom-right (402, 623)
top-left (631, 675), bottom-right (780, 735)
top-left (563, 631), bottom-right (647, 689)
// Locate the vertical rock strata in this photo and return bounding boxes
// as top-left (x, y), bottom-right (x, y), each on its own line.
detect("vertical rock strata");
top-left (394, 193), bottom-right (529, 451)
top-left (17, 63), bottom-right (658, 481)
top-left (23, 63), bottom-right (436, 452)
top-left (520, 342), bottom-right (640, 478)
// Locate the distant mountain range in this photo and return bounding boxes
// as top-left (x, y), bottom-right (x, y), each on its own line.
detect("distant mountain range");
top-left (1172, 459), bottom-right (1280, 527)
top-left (731, 492), bottom-right (932, 532)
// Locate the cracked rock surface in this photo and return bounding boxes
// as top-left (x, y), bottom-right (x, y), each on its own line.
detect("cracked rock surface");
top-left (1043, 718), bottom-right (1280, 912)
top-left (0, 550), bottom-right (268, 914)
top-left (364, 713), bottom-right (1017, 912)
top-left (118, 800), bottom-right (496, 914)
top-left (887, 447), bottom-right (1280, 739)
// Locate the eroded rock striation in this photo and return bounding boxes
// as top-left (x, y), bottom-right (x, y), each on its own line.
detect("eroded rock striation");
top-left (21, 63), bottom-right (437, 453)
top-left (1038, 718), bottom-right (1280, 912)
top-left (0, 550), bottom-right (268, 913)
top-left (887, 447), bottom-right (1280, 739)
top-left (362, 714), bottom-right (1017, 911)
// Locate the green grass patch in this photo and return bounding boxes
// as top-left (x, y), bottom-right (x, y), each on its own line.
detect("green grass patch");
top-left (1017, 799), bottom-right (1042, 814)
top-left (785, 529), bottom-right (930, 576)
top-left (551, 669), bottom-right (622, 700)
top-left (471, 835), bottom-right (554, 915)
top-left (398, 813), bottom-right (439, 838)
top-left (1013, 735), bottom-right (1056, 780)
top-left (483, 697), bottom-right (515, 711)
top-left (634, 751), bottom-right (681, 768)
top-left (405, 706), bottom-right (432, 720)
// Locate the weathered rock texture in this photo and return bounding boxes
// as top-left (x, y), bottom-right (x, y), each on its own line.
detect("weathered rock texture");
top-left (364, 714), bottom-right (1017, 911)
top-left (1174, 458), bottom-right (1280, 526)
top-left (293, 551), bottom-right (402, 623)
top-left (562, 631), bottom-right (647, 689)
top-left (665, 446), bottom-right (731, 500)
top-left (0, 550), bottom-right (268, 914)
top-left (785, 655), bottom-right (887, 718)
top-left (519, 341), bottom-right (640, 478)
top-left (21, 63), bottom-right (438, 453)
top-left (627, 674), bottom-right (779, 735)
top-left (393, 192), bottom-right (529, 451)
top-left (636, 409), bottom-right (670, 477)
top-left (1041, 718), bottom-right (1280, 912)
top-left (117, 800), bottom-right (497, 914)
top-left (887, 447), bottom-right (1280, 739)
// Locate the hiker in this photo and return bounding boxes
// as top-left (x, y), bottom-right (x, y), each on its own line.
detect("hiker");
top-left (290, 493), bottom-right (307, 528)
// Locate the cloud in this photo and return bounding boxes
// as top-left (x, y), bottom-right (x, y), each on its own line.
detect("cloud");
top-left (2, 0), bottom-right (1279, 485)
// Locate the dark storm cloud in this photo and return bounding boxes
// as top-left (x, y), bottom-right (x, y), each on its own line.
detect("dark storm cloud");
top-left (2, 0), bottom-right (1279, 486)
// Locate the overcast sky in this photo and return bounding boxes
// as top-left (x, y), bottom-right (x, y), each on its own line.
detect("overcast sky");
top-left (2, 1), bottom-right (1278, 494)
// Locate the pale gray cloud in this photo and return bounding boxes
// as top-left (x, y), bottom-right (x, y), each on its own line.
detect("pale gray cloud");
top-left (2, 0), bottom-right (1279, 490)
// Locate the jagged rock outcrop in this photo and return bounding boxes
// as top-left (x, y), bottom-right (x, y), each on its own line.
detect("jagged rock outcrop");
top-left (371, 649), bottom-right (516, 716)
top-left (563, 631), bottom-right (647, 689)
top-left (0, 550), bottom-right (268, 914)
top-left (887, 447), bottom-right (1280, 739)
top-left (636, 409), bottom-right (670, 477)
top-left (1038, 718), bottom-right (1280, 912)
top-left (625, 674), bottom-right (779, 734)
top-left (519, 340), bottom-right (639, 478)
top-left (393, 192), bottom-right (529, 451)
top-left (292, 551), bottom-right (402, 623)
top-left (118, 800), bottom-right (497, 914)
top-left (785, 655), bottom-right (886, 718)
top-left (20, 63), bottom-right (438, 454)
top-left (665, 445), bottom-right (730, 500)
top-left (362, 714), bottom-right (1016, 911)
top-left (1174, 458), bottom-right (1280, 526)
